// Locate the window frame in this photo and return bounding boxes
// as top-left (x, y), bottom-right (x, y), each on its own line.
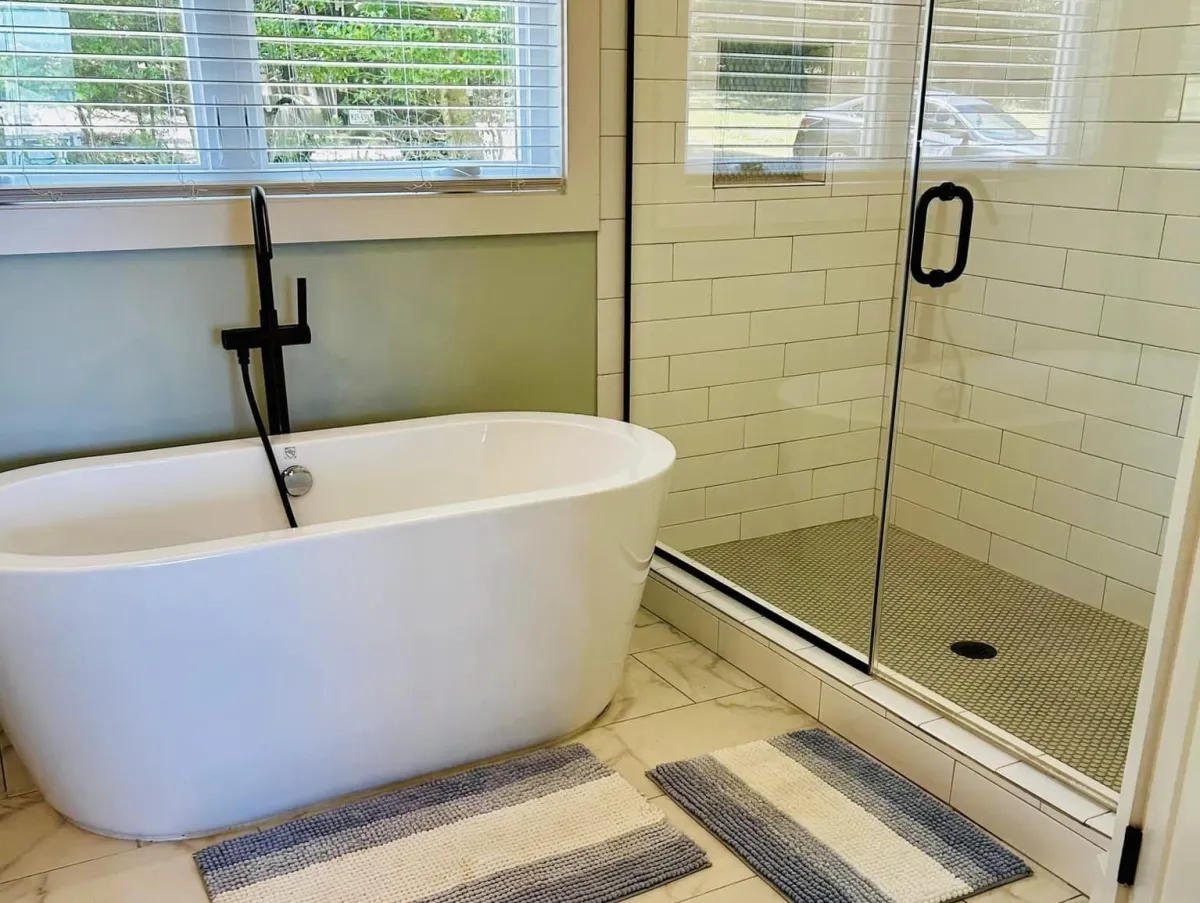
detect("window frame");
top-left (0, 0), bottom-right (598, 255)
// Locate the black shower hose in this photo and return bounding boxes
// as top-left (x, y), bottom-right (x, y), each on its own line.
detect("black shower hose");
top-left (237, 349), bottom-right (298, 529)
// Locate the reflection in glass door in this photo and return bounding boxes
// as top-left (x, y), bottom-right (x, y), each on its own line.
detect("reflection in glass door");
top-left (874, 0), bottom-right (1194, 797)
top-left (627, 0), bottom-right (929, 664)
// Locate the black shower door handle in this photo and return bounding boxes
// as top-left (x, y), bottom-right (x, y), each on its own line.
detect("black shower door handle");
top-left (909, 182), bottom-right (974, 288)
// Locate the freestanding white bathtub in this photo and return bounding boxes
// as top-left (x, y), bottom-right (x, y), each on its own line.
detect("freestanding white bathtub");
top-left (0, 412), bottom-right (674, 840)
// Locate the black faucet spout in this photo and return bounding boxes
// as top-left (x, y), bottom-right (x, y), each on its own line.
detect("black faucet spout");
top-left (221, 186), bottom-right (312, 435)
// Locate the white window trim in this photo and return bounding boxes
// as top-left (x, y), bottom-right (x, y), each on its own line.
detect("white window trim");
top-left (0, 0), bottom-right (599, 256)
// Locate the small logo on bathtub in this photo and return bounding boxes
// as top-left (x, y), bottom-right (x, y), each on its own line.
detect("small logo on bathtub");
top-left (284, 446), bottom-right (298, 459)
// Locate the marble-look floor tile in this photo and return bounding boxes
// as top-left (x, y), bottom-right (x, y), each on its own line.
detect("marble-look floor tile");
top-left (689, 877), bottom-right (787, 901)
top-left (611, 687), bottom-right (816, 768)
top-left (0, 794), bottom-right (134, 884)
top-left (635, 642), bottom-right (761, 702)
top-left (629, 621), bottom-right (692, 653)
top-left (636, 607), bottom-right (662, 627)
top-left (571, 724), bottom-right (662, 800)
top-left (596, 657), bottom-right (693, 727)
top-left (0, 740), bottom-right (34, 799)
top-left (628, 796), bottom-right (754, 902)
top-left (966, 858), bottom-right (1081, 902)
top-left (0, 842), bottom-right (208, 902)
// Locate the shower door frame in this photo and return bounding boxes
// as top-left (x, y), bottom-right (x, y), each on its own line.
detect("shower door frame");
top-left (621, 0), bottom-right (942, 675)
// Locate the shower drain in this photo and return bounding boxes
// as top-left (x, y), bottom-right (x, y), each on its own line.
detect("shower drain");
top-left (951, 640), bottom-right (998, 660)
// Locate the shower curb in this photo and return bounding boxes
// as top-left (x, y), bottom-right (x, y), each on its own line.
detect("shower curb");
top-left (643, 557), bottom-right (1115, 895)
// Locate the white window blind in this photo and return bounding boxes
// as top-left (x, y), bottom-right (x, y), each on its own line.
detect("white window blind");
top-left (0, 0), bottom-right (562, 200)
top-left (684, 0), bottom-right (1073, 184)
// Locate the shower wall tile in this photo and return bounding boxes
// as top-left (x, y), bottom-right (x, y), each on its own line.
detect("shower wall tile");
top-left (709, 376), bottom-right (820, 420)
top-left (982, 282), bottom-right (1104, 334)
top-left (673, 239), bottom-right (793, 280)
top-left (1102, 580), bottom-right (1156, 628)
top-left (668, 347), bottom-right (785, 391)
top-left (987, 538), bottom-right (1107, 609)
top-left (657, 419), bottom-right (744, 458)
top-left (630, 388), bottom-right (709, 429)
top-left (632, 280), bottom-right (712, 322)
top-left (999, 434), bottom-right (1121, 499)
top-left (740, 496), bottom-right (845, 541)
top-left (783, 333), bottom-right (889, 376)
top-left (624, 0), bottom-right (921, 546)
top-left (1045, 371), bottom-right (1183, 435)
top-left (1117, 467), bottom-right (1175, 517)
top-left (659, 516), bottom-right (741, 552)
top-left (1081, 417), bottom-right (1183, 477)
top-left (1067, 529), bottom-right (1162, 594)
top-left (1032, 482), bottom-right (1163, 553)
top-left (891, 467), bottom-right (962, 517)
top-left (967, 390), bottom-right (1085, 450)
top-left (896, 7), bottom-right (1200, 627)
top-left (670, 446), bottom-right (779, 493)
top-left (1027, 207), bottom-right (1166, 257)
top-left (892, 498), bottom-right (992, 561)
top-left (930, 447), bottom-right (1035, 508)
top-left (1120, 167), bottom-right (1200, 215)
top-left (710, 272), bottom-right (826, 313)
top-left (1137, 346), bottom-right (1200, 396)
top-left (959, 493), bottom-right (1070, 559)
top-left (778, 429), bottom-right (880, 474)
top-left (705, 473), bottom-right (814, 519)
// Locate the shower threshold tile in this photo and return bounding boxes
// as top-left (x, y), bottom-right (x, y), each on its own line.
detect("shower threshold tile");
top-left (921, 718), bottom-right (1019, 772)
top-left (856, 680), bottom-right (942, 727)
top-left (697, 589), bottom-right (757, 624)
top-left (997, 763), bottom-right (1109, 824)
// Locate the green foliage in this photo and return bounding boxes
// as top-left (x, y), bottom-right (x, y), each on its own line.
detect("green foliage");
top-left (4, 0), bottom-right (519, 166)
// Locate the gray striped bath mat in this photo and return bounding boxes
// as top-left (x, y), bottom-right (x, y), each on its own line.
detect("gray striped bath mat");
top-left (649, 729), bottom-right (1031, 903)
top-left (194, 744), bottom-right (709, 903)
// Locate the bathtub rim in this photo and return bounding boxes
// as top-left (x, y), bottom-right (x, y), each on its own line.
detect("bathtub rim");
top-left (0, 412), bottom-right (674, 572)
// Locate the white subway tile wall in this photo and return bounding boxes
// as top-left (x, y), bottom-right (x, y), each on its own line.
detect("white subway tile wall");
top-left (625, 0), bottom-right (921, 552)
top-left (891, 2), bottom-right (1200, 628)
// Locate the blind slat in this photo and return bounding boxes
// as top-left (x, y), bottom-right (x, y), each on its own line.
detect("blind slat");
top-left (0, 0), bottom-right (563, 199)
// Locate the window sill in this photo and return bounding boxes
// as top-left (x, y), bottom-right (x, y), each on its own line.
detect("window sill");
top-left (0, 187), bottom-right (599, 256)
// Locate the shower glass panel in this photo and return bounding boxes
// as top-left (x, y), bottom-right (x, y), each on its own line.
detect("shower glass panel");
top-left (627, 0), bottom-right (927, 661)
top-left (875, 0), bottom-right (1198, 796)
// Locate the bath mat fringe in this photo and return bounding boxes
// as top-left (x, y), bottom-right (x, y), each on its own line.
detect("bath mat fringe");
top-left (194, 743), bottom-right (709, 903)
top-left (648, 729), bottom-right (1031, 903)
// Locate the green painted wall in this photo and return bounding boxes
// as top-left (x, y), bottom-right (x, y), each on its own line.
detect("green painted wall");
top-left (0, 232), bottom-right (597, 470)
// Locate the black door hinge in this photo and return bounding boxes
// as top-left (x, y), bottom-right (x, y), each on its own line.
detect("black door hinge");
top-left (1117, 825), bottom-right (1143, 886)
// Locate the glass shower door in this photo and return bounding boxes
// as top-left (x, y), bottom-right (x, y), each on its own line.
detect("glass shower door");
top-left (627, 0), bottom-right (930, 664)
top-left (874, 0), bottom-right (1199, 797)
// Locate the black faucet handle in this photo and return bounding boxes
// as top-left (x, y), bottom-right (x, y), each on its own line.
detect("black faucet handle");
top-left (275, 276), bottom-right (312, 346)
top-left (297, 277), bottom-right (307, 328)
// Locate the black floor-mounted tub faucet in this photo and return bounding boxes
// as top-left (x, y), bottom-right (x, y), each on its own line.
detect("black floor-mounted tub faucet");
top-left (221, 187), bottom-right (312, 528)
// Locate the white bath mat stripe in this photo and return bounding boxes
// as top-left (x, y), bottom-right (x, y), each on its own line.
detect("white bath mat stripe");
top-left (648, 729), bottom-right (1031, 903)
top-left (194, 744), bottom-right (709, 903)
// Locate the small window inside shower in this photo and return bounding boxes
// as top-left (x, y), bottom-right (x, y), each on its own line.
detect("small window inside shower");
top-left (683, 0), bottom-right (915, 186)
top-left (687, 36), bottom-right (834, 186)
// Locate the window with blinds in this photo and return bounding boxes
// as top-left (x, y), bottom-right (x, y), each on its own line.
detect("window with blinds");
top-left (0, 0), bottom-right (562, 199)
top-left (685, 0), bottom-right (1073, 186)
